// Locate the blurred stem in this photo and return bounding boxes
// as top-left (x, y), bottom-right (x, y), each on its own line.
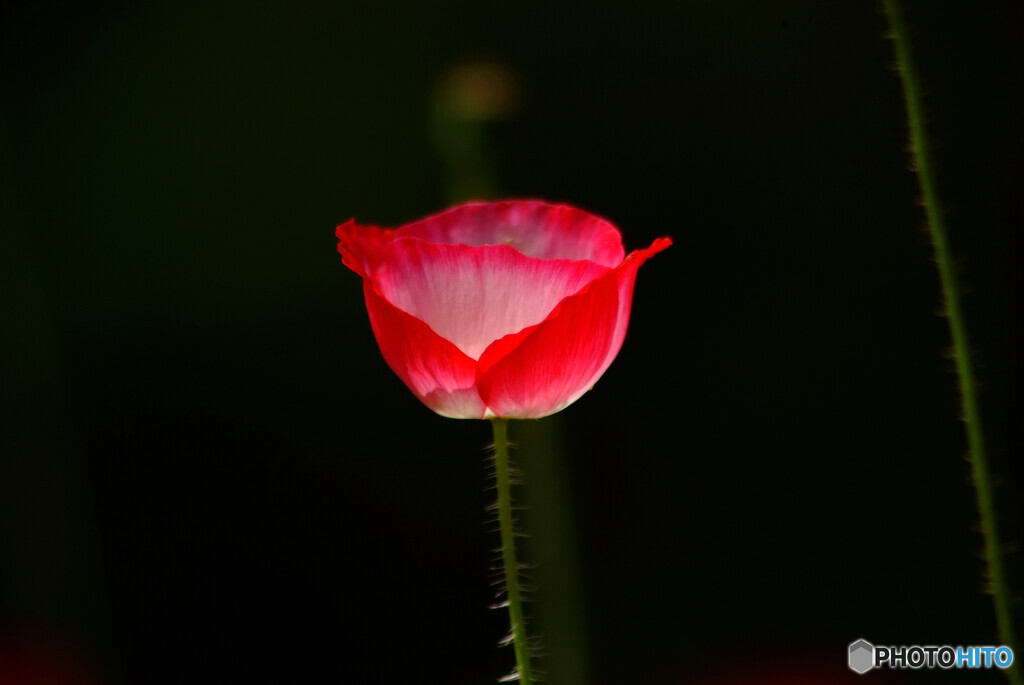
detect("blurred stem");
top-left (516, 419), bottom-right (590, 685)
top-left (883, 1), bottom-right (1018, 679)
top-left (434, 65), bottom-right (586, 681)
top-left (491, 417), bottom-right (533, 685)
top-left (434, 63), bottom-right (589, 683)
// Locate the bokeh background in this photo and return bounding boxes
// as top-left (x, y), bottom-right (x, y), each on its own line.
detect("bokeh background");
top-left (1, 1), bottom-right (1020, 683)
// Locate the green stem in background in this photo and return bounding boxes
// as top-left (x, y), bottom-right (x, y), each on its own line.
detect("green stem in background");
top-left (883, 2), bottom-right (1018, 680)
top-left (491, 417), bottom-right (533, 685)
top-left (434, 62), bottom-right (587, 682)
top-left (517, 419), bottom-right (591, 685)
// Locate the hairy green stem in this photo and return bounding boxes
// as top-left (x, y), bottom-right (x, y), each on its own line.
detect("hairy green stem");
top-left (883, 2), bottom-right (1018, 679)
top-left (491, 417), bottom-right (533, 685)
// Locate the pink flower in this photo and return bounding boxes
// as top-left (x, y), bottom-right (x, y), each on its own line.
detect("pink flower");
top-left (336, 200), bottom-right (670, 419)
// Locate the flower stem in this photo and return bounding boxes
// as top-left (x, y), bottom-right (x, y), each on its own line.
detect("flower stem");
top-left (883, 1), bottom-right (1019, 679)
top-left (490, 417), bottom-right (533, 685)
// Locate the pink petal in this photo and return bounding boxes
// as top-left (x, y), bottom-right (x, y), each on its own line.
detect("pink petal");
top-left (475, 271), bottom-right (620, 418)
top-left (395, 201), bottom-right (626, 267)
top-left (362, 280), bottom-right (487, 419)
top-left (476, 237), bottom-right (672, 418)
top-left (337, 203), bottom-right (671, 420)
top-left (371, 238), bottom-right (610, 361)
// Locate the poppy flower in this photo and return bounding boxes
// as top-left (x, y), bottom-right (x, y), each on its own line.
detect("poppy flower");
top-left (336, 200), bottom-right (670, 419)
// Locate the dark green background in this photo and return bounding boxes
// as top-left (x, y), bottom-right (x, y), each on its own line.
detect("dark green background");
top-left (2, 1), bottom-right (1020, 683)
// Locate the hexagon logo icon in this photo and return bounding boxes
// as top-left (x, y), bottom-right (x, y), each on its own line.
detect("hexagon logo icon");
top-left (848, 638), bottom-right (875, 674)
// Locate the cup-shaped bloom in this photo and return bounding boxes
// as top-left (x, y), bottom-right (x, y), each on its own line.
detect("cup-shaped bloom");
top-left (336, 200), bottom-right (670, 419)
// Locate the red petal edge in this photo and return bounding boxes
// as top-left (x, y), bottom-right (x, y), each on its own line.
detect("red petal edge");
top-left (396, 200), bottom-right (626, 267)
top-left (336, 220), bottom-right (396, 279)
